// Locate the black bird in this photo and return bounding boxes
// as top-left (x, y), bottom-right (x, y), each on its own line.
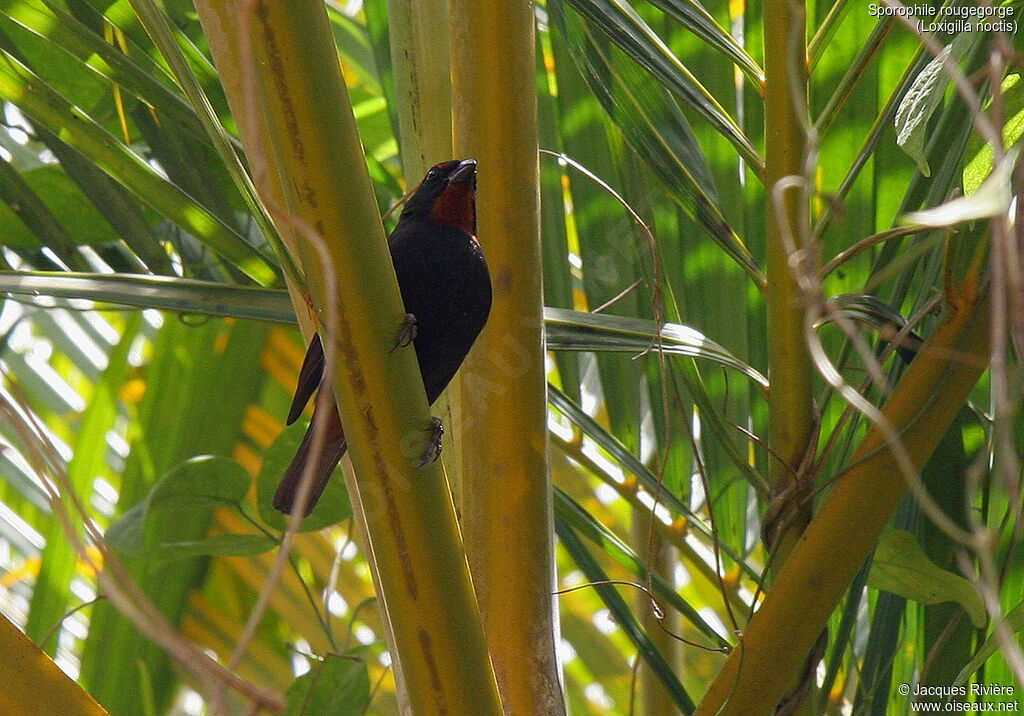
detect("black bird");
top-left (273, 159), bottom-right (491, 516)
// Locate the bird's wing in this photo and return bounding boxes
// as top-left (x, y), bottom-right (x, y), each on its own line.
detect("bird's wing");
top-left (286, 333), bottom-right (325, 425)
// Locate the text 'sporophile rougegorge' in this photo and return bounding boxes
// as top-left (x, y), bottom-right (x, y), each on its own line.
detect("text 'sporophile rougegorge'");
top-left (867, 2), bottom-right (1017, 35)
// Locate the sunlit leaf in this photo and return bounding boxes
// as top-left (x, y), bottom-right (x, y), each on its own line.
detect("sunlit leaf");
top-left (895, 33), bottom-right (975, 177)
top-left (867, 528), bottom-right (986, 628)
top-left (0, 272), bottom-right (296, 323)
top-left (963, 73), bottom-right (1024, 195)
top-left (902, 148), bottom-right (1017, 227)
top-left (545, 306), bottom-right (768, 387)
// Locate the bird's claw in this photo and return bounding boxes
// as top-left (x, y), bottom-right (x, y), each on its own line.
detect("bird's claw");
top-left (391, 313), bottom-right (418, 353)
top-left (417, 417), bottom-right (444, 467)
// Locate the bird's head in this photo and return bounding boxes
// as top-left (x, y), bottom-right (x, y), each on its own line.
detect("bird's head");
top-left (400, 159), bottom-right (478, 238)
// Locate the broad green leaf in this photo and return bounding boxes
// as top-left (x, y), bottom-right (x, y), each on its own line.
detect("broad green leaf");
top-left (149, 534), bottom-right (275, 562)
top-left (104, 502), bottom-right (147, 556)
top-left (148, 455), bottom-right (250, 512)
top-left (867, 528), bottom-right (986, 628)
top-left (283, 653), bottom-right (371, 716)
top-left (105, 456), bottom-right (251, 558)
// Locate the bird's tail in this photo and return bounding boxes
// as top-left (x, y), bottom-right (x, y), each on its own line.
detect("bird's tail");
top-left (273, 404), bottom-right (347, 516)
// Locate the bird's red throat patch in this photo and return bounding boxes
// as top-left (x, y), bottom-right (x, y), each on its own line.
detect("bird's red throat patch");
top-left (429, 182), bottom-right (476, 238)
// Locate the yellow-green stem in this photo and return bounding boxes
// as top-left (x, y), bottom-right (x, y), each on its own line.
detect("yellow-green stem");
top-left (764, 0), bottom-right (814, 560)
top-left (387, 0), bottom-right (453, 175)
top-left (451, 0), bottom-right (565, 712)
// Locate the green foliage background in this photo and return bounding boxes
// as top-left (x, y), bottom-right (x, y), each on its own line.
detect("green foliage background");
top-left (0, 0), bottom-right (1020, 713)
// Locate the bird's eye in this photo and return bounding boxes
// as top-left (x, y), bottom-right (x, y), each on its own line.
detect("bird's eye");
top-left (426, 169), bottom-right (438, 180)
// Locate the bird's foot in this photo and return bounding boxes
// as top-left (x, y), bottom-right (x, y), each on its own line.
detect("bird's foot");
top-left (417, 417), bottom-right (444, 467)
top-left (391, 313), bottom-right (418, 352)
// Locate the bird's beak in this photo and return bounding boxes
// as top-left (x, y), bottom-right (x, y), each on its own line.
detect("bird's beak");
top-left (448, 159), bottom-right (477, 185)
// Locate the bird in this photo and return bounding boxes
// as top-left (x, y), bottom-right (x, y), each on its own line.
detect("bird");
top-left (273, 159), bottom-right (491, 516)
